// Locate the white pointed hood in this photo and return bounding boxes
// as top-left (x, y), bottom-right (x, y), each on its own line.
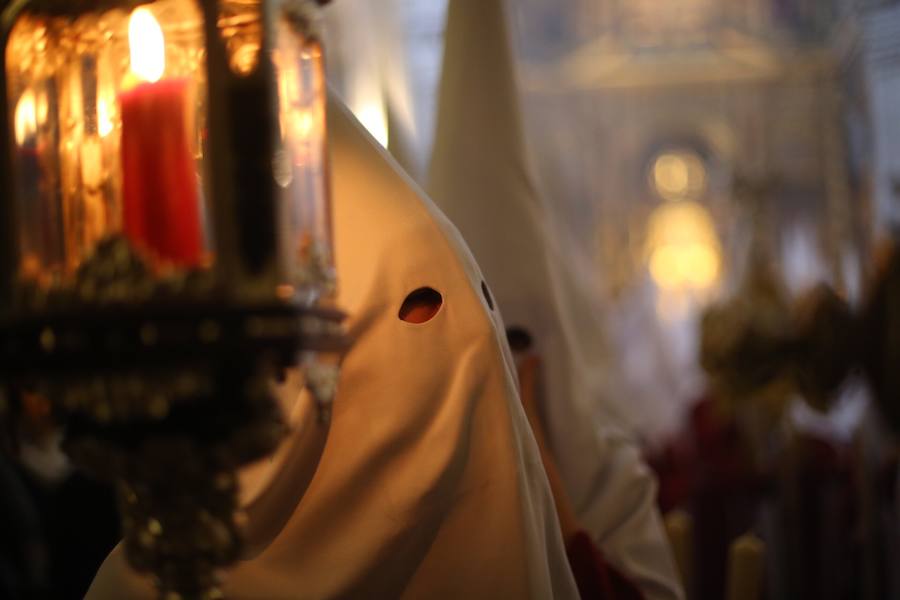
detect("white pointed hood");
top-left (427, 1), bottom-right (682, 598)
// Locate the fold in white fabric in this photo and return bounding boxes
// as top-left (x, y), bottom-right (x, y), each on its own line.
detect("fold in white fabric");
top-left (427, 1), bottom-right (683, 598)
top-left (86, 93), bottom-right (578, 599)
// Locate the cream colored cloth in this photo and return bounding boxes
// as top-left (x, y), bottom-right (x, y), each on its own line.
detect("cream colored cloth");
top-left (427, 2), bottom-right (683, 599)
top-left (86, 94), bottom-right (578, 599)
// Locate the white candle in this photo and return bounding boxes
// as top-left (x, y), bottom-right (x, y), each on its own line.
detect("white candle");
top-left (726, 533), bottom-right (765, 600)
top-left (664, 509), bottom-right (693, 593)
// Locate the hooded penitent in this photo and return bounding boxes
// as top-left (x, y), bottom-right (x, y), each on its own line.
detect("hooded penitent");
top-left (427, 1), bottom-right (682, 598)
top-left (86, 93), bottom-right (578, 598)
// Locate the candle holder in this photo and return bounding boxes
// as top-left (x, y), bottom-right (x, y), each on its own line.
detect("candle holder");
top-left (0, 1), bottom-right (344, 598)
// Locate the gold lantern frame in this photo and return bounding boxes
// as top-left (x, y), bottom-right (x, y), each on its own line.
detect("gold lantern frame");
top-left (0, 1), bottom-right (345, 598)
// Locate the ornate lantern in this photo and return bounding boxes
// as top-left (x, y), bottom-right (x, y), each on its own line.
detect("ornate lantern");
top-left (0, 0), bottom-right (343, 597)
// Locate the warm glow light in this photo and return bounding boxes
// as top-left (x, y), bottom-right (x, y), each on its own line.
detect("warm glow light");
top-left (279, 99), bottom-right (319, 166)
top-left (294, 109), bottom-right (315, 141)
top-left (14, 89), bottom-right (37, 146)
top-left (97, 98), bottom-right (114, 138)
top-left (649, 245), bottom-right (682, 289)
top-left (683, 243), bottom-right (719, 287)
top-left (646, 200), bottom-right (721, 291)
top-left (276, 284), bottom-right (296, 300)
top-left (230, 41), bottom-right (261, 76)
top-left (651, 150), bottom-right (707, 201)
top-left (654, 154), bottom-right (688, 197)
top-left (648, 242), bottom-right (720, 289)
top-left (34, 90), bottom-right (48, 129)
top-left (356, 102), bottom-right (389, 148)
top-left (129, 7), bottom-right (166, 83)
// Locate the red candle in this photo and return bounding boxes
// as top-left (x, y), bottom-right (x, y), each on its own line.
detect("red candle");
top-left (120, 78), bottom-right (202, 268)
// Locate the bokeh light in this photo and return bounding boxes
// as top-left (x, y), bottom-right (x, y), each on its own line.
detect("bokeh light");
top-left (650, 149), bottom-right (707, 201)
top-left (646, 200), bottom-right (721, 291)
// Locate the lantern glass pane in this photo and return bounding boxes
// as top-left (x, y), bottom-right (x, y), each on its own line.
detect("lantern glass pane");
top-left (272, 15), bottom-right (334, 304)
top-left (218, 0), bottom-right (261, 76)
top-left (5, 0), bottom-right (210, 291)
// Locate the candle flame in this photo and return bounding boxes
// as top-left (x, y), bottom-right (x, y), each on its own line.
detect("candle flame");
top-left (129, 7), bottom-right (165, 83)
top-left (14, 89), bottom-right (37, 146)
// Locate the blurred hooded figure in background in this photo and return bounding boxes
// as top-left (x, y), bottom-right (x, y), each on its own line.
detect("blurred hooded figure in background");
top-left (427, 1), bottom-right (682, 598)
top-left (87, 91), bottom-right (578, 599)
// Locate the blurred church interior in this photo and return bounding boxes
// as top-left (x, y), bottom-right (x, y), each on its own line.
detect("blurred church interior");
top-left (327, 3), bottom-right (900, 595)
top-left (4, 0), bottom-right (900, 599)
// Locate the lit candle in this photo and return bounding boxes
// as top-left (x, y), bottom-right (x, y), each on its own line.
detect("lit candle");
top-left (120, 7), bottom-right (202, 267)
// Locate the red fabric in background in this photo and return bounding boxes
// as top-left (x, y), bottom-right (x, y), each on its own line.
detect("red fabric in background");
top-left (647, 397), bottom-right (764, 600)
top-left (566, 530), bottom-right (644, 600)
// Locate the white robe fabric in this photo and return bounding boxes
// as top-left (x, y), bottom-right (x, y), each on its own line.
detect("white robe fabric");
top-left (427, 2), bottom-right (683, 599)
top-left (86, 95), bottom-right (578, 599)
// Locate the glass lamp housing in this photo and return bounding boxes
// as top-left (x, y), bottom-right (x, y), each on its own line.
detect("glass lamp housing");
top-left (0, 2), bottom-right (340, 596)
top-left (1, 0), bottom-right (334, 309)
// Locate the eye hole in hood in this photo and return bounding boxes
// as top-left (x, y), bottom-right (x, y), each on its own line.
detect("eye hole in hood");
top-left (399, 287), bottom-right (443, 324)
top-left (505, 326), bottom-right (533, 353)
